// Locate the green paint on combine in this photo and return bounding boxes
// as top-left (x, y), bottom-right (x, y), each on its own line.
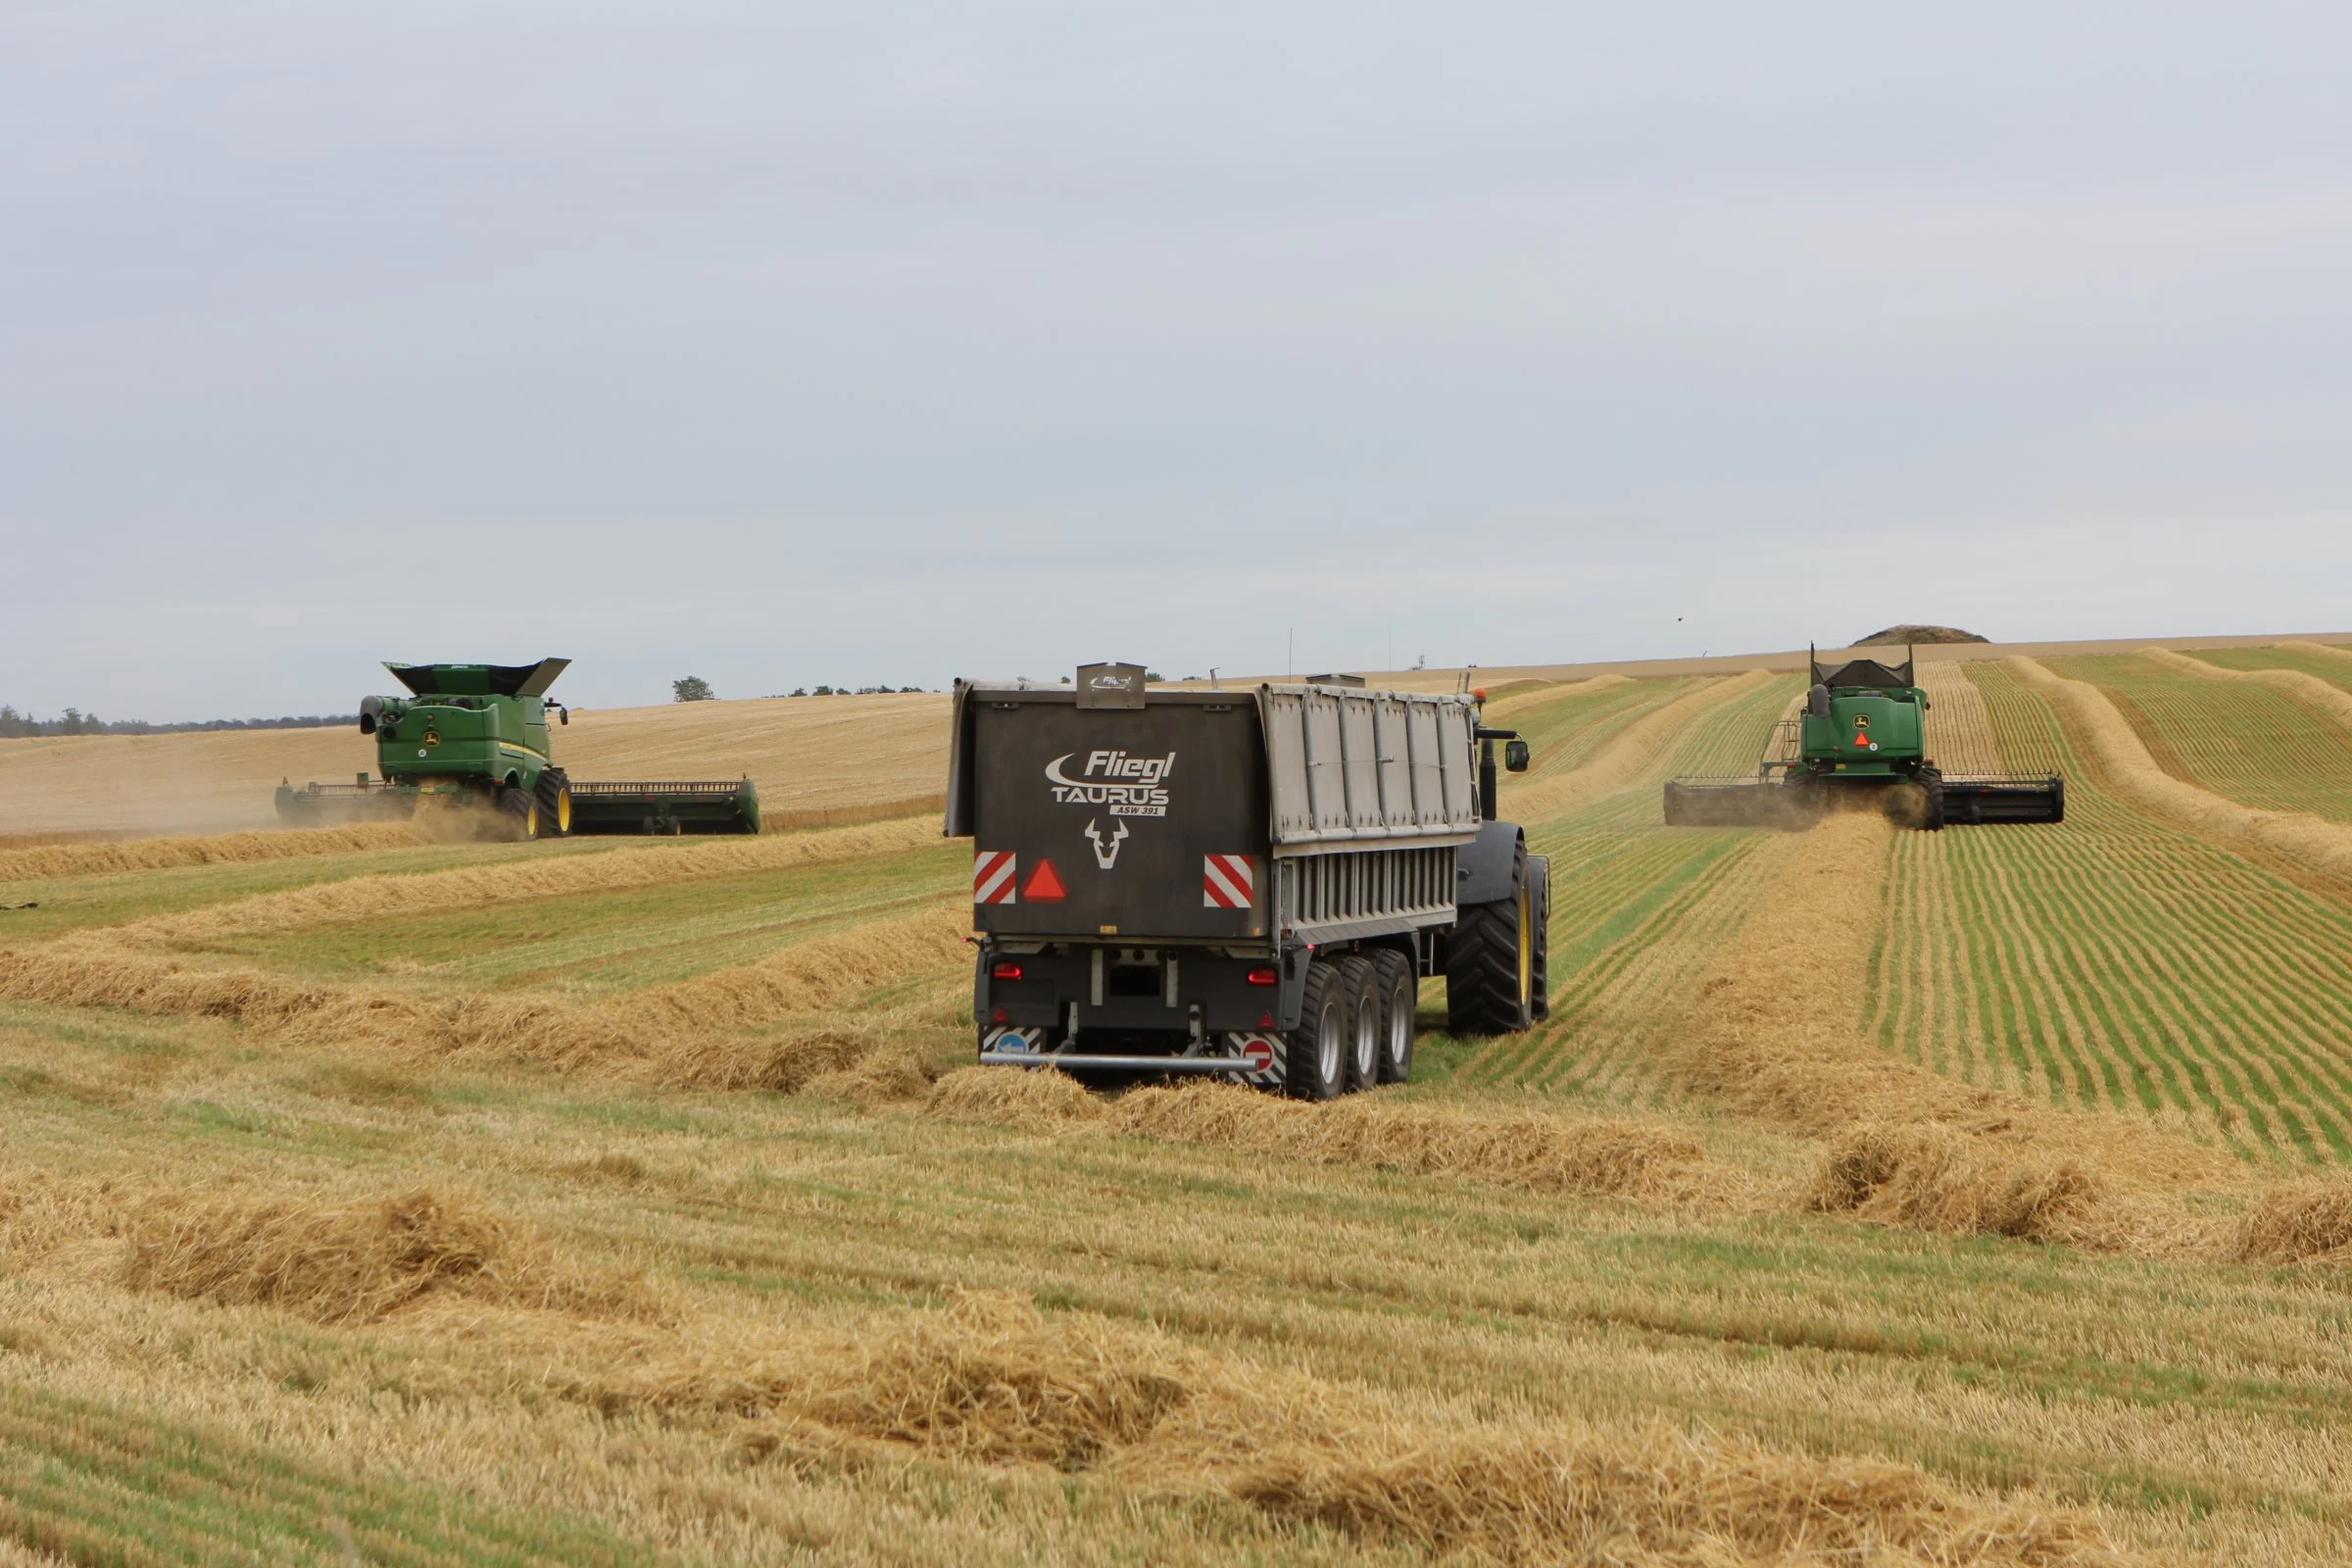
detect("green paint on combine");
top-left (1661, 646), bottom-right (2064, 831)
top-left (275, 659), bottom-right (759, 840)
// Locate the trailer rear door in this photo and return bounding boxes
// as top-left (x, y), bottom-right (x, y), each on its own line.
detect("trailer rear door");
top-left (956, 688), bottom-right (1270, 942)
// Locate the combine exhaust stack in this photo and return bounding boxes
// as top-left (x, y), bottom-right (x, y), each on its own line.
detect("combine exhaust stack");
top-left (1663, 643), bottom-right (2065, 832)
top-left (566, 778), bottom-right (761, 836)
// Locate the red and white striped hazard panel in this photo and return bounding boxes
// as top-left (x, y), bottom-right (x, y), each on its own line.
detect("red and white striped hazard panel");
top-left (973, 850), bottom-right (1017, 905)
top-left (1203, 853), bottom-right (1254, 909)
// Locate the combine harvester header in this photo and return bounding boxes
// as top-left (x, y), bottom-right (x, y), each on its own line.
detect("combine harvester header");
top-left (1663, 645), bottom-right (2063, 830)
top-left (276, 659), bottom-right (760, 839)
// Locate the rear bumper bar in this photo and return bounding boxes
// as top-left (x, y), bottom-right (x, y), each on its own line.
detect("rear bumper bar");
top-left (978, 1052), bottom-right (1257, 1072)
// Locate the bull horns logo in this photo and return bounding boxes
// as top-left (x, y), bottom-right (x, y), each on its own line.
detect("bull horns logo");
top-left (1084, 818), bottom-right (1130, 869)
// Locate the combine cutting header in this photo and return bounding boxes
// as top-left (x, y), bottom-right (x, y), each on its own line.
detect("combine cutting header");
top-left (1663, 646), bottom-right (2063, 831)
top-left (275, 659), bottom-right (760, 839)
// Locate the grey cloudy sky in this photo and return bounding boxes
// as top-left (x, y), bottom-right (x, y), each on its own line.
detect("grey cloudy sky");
top-left (5, 1), bottom-right (2348, 719)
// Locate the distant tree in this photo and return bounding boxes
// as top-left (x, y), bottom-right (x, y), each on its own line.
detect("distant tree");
top-left (671, 677), bottom-right (715, 703)
top-left (1146, 671), bottom-right (1164, 682)
top-left (790, 687), bottom-right (808, 698)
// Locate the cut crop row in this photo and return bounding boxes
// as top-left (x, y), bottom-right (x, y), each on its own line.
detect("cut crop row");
top-left (2047, 654), bottom-right (2352, 823)
top-left (1471, 675), bottom-right (1802, 1092)
top-left (1865, 662), bottom-right (2352, 1164)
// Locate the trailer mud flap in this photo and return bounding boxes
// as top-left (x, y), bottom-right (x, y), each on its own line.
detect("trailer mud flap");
top-left (1233, 1032), bottom-right (1284, 1089)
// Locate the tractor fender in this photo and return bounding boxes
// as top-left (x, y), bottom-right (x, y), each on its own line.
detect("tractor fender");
top-left (1454, 820), bottom-right (1525, 907)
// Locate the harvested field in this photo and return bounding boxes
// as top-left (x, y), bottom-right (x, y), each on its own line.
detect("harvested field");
top-left (0, 689), bottom-right (949, 836)
top-left (1868, 662), bottom-right (2352, 1161)
top-left (2047, 652), bottom-right (2352, 822)
top-left (8, 642), bottom-right (2352, 1562)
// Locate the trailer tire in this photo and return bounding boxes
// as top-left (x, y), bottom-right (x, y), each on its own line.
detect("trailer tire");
top-left (1446, 837), bottom-right (1532, 1037)
top-left (1368, 949), bottom-right (1417, 1084)
top-left (1285, 957), bottom-right (1350, 1102)
top-left (1335, 956), bottom-right (1381, 1094)
top-left (536, 767), bottom-right (573, 836)
top-left (498, 784), bottom-right (540, 842)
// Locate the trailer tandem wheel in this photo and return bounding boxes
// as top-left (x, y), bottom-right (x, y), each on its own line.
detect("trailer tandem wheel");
top-left (1285, 957), bottom-right (1351, 1101)
top-left (1369, 949), bottom-right (1417, 1084)
top-left (1334, 956), bottom-right (1381, 1094)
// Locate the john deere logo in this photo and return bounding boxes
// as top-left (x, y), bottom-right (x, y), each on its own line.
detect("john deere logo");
top-left (421, 728), bottom-right (441, 747)
top-left (1852, 715), bottom-right (1870, 728)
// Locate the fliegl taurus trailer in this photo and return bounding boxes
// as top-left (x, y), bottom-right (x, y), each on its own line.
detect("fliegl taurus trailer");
top-left (945, 663), bottom-right (1549, 1097)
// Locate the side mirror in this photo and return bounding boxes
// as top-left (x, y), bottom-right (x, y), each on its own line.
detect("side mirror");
top-left (560, 708), bottom-right (568, 725)
top-left (1504, 739), bottom-right (1531, 772)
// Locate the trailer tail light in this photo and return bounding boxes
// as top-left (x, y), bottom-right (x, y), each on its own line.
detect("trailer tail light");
top-left (991, 960), bottom-right (1024, 980)
top-left (1246, 966), bottom-right (1278, 986)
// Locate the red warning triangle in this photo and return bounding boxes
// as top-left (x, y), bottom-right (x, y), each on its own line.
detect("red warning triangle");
top-left (1022, 857), bottom-right (1066, 902)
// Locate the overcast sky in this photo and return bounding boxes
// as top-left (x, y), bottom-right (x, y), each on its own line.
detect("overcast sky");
top-left (5, 2), bottom-right (2348, 718)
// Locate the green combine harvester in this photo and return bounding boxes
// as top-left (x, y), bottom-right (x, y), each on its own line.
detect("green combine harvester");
top-left (275, 659), bottom-right (760, 839)
top-left (1662, 646), bottom-right (2063, 831)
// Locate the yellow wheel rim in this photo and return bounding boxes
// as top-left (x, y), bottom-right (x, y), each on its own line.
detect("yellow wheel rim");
top-left (523, 801), bottom-right (538, 840)
top-left (1517, 885), bottom-right (1532, 1008)
top-left (555, 788), bottom-right (571, 834)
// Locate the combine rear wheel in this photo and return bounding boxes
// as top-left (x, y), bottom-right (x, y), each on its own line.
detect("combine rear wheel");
top-left (1446, 837), bottom-right (1533, 1037)
top-left (536, 767), bottom-right (573, 836)
top-left (1368, 949), bottom-right (1417, 1084)
top-left (498, 785), bottom-right (540, 842)
top-left (1918, 766), bottom-right (1947, 832)
top-left (1285, 958), bottom-right (1351, 1102)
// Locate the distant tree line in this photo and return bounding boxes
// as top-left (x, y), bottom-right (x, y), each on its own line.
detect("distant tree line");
top-left (778, 685), bottom-right (930, 697)
top-left (0, 706), bottom-right (360, 738)
top-left (676, 678), bottom-right (932, 702)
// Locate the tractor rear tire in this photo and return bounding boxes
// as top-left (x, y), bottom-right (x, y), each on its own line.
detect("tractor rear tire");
top-left (1335, 956), bottom-right (1381, 1094)
top-left (498, 784), bottom-right (540, 842)
top-left (1369, 949), bottom-right (1417, 1084)
top-left (1285, 957), bottom-right (1350, 1102)
top-left (536, 767), bottom-right (573, 837)
top-left (1527, 855), bottom-right (1552, 1021)
top-left (1446, 836), bottom-right (1533, 1037)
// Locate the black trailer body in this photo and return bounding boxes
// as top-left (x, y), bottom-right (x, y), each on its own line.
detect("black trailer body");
top-left (945, 667), bottom-right (1544, 1095)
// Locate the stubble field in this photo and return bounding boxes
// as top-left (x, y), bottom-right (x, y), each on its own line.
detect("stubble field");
top-left (4, 639), bottom-right (2352, 1565)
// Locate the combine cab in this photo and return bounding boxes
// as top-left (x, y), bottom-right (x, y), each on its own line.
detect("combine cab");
top-left (275, 660), bottom-right (760, 839)
top-left (1663, 647), bottom-right (2063, 831)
